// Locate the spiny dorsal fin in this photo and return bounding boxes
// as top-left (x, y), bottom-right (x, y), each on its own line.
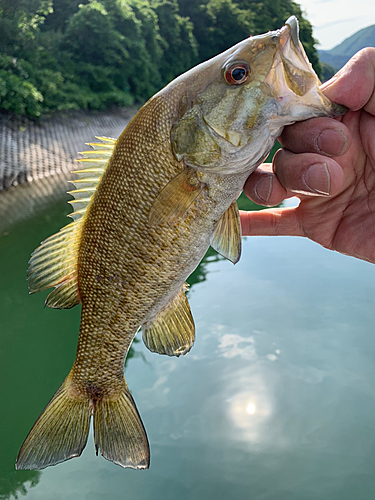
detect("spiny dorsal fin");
top-left (27, 137), bottom-right (116, 309)
top-left (142, 284), bottom-right (195, 357)
top-left (210, 201), bottom-right (242, 264)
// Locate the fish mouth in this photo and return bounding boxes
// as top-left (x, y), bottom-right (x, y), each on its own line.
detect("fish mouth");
top-left (284, 16), bottom-right (301, 48)
top-left (264, 16), bottom-right (347, 119)
top-left (265, 16), bottom-right (318, 98)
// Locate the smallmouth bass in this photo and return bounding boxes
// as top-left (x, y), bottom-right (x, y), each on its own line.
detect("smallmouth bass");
top-left (16, 17), bottom-right (345, 470)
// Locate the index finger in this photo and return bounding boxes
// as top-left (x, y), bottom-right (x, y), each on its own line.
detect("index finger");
top-left (279, 117), bottom-right (350, 156)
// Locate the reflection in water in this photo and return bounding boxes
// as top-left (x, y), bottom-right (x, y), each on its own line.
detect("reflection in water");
top-left (217, 333), bottom-right (256, 360)
top-left (0, 201), bottom-right (239, 499)
top-left (0, 172), bottom-right (70, 233)
top-left (187, 246), bottom-right (224, 287)
top-left (0, 471), bottom-right (40, 500)
top-left (246, 403), bottom-right (256, 414)
top-left (0, 135), bottom-right (277, 497)
top-left (228, 382), bottom-right (273, 444)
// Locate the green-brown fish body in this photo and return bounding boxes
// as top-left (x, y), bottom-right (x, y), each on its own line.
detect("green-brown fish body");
top-left (16, 17), bottom-right (345, 471)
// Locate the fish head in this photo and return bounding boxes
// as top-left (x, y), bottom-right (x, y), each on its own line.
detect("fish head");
top-left (171, 16), bottom-right (346, 174)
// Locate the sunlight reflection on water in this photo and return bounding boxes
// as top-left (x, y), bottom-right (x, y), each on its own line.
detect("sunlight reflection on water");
top-left (2, 195), bottom-right (375, 500)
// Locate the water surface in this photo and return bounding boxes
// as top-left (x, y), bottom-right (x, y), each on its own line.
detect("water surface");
top-left (1, 191), bottom-right (375, 500)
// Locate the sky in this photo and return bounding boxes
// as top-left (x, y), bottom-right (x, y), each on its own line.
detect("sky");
top-left (297, 0), bottom-right (375, 50)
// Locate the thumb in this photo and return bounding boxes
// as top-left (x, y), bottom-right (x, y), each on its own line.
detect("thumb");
top-left (321, 47), bottom-right (375, 115)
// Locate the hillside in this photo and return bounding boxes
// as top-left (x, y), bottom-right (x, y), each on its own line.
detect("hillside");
top-left (0, 0), bottom-right (320, 119)
top-left (319, 24), bottom-right (375, 70)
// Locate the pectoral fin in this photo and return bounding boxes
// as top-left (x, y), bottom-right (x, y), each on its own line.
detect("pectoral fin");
top-left (211, 201), bottom-right (242, 264)
top-left (149, 168), bottom-right (203, 225)
top-left (142, 285), bottom-right (195, 357)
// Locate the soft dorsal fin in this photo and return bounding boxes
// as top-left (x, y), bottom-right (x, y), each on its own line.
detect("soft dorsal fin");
top-left (27, 137), bottom-right (116, 309)
top-left (210, 201), bottom-right (242, 264)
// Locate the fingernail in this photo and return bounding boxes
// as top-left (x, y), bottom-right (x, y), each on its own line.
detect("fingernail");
top-left (303, 163), bottom-right (330, 195)
top-left (254, 176), bottom-right (273, 203)
top-left (317, 128), bottom-right (347, 156)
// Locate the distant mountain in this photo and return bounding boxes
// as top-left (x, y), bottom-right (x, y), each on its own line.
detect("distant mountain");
top-left (319, 24), bottom-right (375, 70)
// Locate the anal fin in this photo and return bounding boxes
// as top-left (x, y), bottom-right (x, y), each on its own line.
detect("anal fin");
top-left (149, 167), bottom-right (203, 225)
top-left (142, 285), bottom-right (195, 357)
top-left (211, 201), bottom-right (242, 264)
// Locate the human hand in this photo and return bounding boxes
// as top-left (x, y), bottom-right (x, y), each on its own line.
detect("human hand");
top-left (240, 47), bottom-right (375, 263)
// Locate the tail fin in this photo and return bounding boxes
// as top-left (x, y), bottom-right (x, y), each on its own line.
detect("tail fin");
top-left (94, 380), bottom-right (150, 469)
top-left (16, 376), bottom-right (150, 471)
top-left (16, 378), bottom-right (90, 470)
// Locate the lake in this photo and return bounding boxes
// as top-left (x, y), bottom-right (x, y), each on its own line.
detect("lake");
top-left (1, 186), bottom-right (375, 500)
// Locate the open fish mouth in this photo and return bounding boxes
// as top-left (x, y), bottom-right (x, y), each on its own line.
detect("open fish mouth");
top-left (264, 16), bottom-right (319, 99)
top-left (264, 16), bottom-right (347, 119)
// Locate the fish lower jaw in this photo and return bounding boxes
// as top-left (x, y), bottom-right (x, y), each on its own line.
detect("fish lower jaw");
top-left (231, 128), bottom-right (283, 175)
top-left (275, 87), bottom-right (345, 122)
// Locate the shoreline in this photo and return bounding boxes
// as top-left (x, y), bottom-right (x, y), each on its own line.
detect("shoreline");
top-left (0, 106), bottom-right (138, 232)
top-left (0, 106), bottom-right (138, 191)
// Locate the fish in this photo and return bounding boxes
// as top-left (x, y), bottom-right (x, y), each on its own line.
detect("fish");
top-left (16, 16), bottom-right (345, 471)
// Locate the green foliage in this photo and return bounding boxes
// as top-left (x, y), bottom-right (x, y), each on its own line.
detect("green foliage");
top-left (42, 0), bottom-right (88, 31)
top-left (178, 0), bottom-right (321, 75)
top-left (0, 0), bottom-right (323, 118)
top-left (62, 1), bottom-right (126, 66)
top-left (320, 62), bottom-right (336, 83)
top-left (153, 0), bottom-right (199, 83)
top-left (107, 0), bottom-right (165, 98)
top-left (0, 0), bottom-right (53, 53)
top-left (0, 55), bottom-right (43, 116)
top-left (202, 0), bottom-right (255, 60)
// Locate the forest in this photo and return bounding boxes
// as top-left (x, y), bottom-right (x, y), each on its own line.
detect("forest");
top-left (0, 0), bottom-right (321, 118)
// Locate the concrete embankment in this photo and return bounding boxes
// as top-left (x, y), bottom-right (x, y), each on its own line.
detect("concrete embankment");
top-left (0, 108), bottom-right (137, 231)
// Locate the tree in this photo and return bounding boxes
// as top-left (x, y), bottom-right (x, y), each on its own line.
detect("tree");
top-left (177, 0), bottom-right (321, 76)
top-left (236, 0), bottom-right (321, 75)
top-left (0, 0), bottom-right (323, 117)
top-left (0, 0), bottom-right (52, 54)
top-left (202, 0), bottom-right (255, 61)
top-left (153, 0), bottom-right (198, 84)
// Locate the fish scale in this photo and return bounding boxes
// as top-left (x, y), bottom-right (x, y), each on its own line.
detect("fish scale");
top-left (74, 93), bottom-right (200, 387)
top-left (16, 17), bottom-right (346, 471)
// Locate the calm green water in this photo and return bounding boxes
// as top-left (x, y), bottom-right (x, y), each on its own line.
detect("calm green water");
top-left (1, 190), bottom-right (375, 500)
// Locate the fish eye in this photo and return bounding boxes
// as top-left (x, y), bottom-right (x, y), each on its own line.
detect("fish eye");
top-left (224, 62), bottom-right (250, 85)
